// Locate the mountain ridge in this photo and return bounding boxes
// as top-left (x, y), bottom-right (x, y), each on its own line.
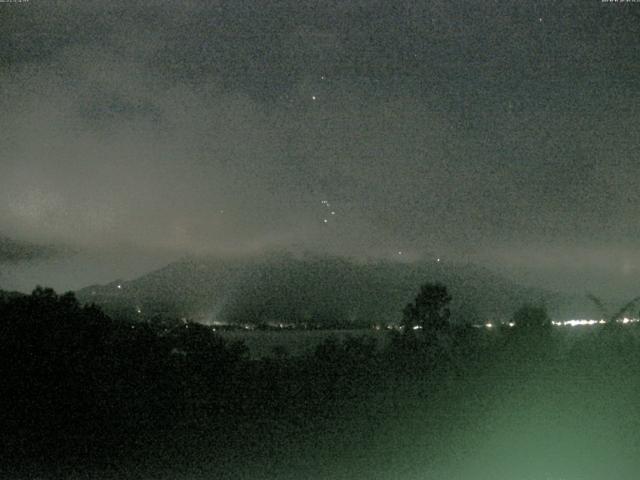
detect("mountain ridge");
top-left (75, 252), bottom-right (594, 326)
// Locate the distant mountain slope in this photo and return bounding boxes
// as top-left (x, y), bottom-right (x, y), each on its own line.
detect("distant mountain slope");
top-left (76, 252), bottom-right (578, 326)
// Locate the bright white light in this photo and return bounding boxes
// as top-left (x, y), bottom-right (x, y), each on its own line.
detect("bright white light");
top-left (412, 325), bottom-right (422, 330)
top-left (331, 211), bottom-right (335, 215)
top-left (562, 319), bottom-right (600, 327)
top-left (323, 219), bottom-right (328, 223)
top-left (508, 322), bottom-right (515, 327)
top-left (117, 284), bottom-right (122, 289)
top-left (312, 95), bottom-right (317, 100)
top-left (436, 258), bottom-right (440, 262)
top-left (485, 323), bottom-right (493, 328)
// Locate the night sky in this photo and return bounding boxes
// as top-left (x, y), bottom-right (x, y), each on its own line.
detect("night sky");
top-left (1, 0), bottom-right (639, 296)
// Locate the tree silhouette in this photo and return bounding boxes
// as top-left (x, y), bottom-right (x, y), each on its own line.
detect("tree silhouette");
top-left (402, 282), bottom-right (452, 332)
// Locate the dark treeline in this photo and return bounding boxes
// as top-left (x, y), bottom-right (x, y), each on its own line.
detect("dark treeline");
top-left (3, 285), bottom-right (640, 479)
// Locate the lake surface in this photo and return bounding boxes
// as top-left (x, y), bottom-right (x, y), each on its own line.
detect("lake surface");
top-left (217, 323), bottom-right (640, 359)
top-left (217, 328), bottom-right (390, 359)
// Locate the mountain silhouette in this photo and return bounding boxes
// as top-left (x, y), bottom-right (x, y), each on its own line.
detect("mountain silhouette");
top-left (75, 252), bottom-right (585, 327)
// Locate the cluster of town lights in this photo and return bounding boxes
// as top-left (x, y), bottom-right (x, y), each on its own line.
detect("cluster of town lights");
top-left (554, 317), bottom-right (639, 327)
top-left (479, 317), bottom-right (640, 329)
top-left (389, 318), bottom-right (640, 331)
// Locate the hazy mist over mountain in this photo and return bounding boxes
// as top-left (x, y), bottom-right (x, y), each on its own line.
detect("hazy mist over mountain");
top-left (73, 252), bottom-right (601, 326)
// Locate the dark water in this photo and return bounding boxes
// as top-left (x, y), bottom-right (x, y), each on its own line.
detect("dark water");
top-left (217, 324), bottom-right (612, 359)
top-left (218, 328), bottom-right (389, 359)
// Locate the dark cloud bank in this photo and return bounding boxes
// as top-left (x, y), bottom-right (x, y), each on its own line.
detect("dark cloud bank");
top-left (1, 1), bottom-right (639, 297)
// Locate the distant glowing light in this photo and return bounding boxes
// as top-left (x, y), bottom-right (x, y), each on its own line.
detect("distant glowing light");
top-left (548, 318), bottom-right (639, 327)
top-left (620, 317), bottom-right (639, 324)
top-left (312, 95), bottom-right (317, 100)
top-left (331, 211), bottom-right (335, 215)
top-left (323, 218), bottom-right (328, 223)
top-left (508, 322), bottom-right (515, 327)
top-left (117, 284), bottom-right (122, 289)
top-left (412, 325), bottom-right (422, 330)
top-left (436, 258), bottom-right (441, 262)
top-left (562, 319), bottom-right (601, 327)
top-left (485, 323), bottom-right (493, 329)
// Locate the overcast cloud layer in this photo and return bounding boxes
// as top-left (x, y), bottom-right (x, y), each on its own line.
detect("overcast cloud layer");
top-left (1, 1), bottom-right (639, 295)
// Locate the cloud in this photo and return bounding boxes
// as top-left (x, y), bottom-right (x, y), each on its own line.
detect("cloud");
top-left (0, 236), bottom-right (71, 264)
top-left (0, 1), bottom-right (639, 294)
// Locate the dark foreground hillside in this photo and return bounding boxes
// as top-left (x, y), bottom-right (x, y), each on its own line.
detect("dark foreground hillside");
top-left (2, 288), bottom-right (640, 479)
